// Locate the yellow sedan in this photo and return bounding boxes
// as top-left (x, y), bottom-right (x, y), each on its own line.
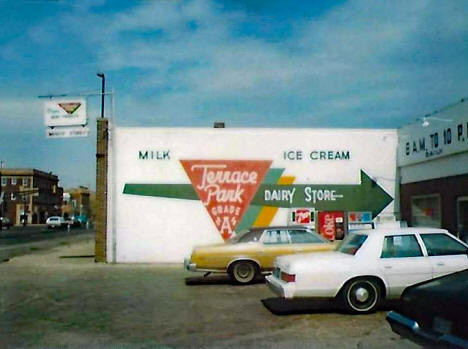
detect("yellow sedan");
top-left (184, 226), bottom-right (335, 284)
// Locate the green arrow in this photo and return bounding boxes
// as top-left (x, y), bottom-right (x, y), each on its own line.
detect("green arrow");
top-left (237, 168), bottom-right (285, 231)
top-left (251, 170), bottom-right (392, 217)
top-left (123, 183), bottom-right (197, 200)
top-left (123, 170), bottom-right (393, 218)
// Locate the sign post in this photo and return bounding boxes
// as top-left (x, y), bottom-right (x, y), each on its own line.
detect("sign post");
top-left (40, 78), bottom-right (114, 262)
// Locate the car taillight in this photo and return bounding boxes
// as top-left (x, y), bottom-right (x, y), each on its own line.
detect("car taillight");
top-left (281, 272), bottom-right (296, 283)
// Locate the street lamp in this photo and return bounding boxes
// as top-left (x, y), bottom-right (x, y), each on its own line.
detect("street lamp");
top-left (97, 73), bottom-right (105, 118)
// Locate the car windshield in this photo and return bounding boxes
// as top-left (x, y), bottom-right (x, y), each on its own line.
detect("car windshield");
top-left (336, 233), bottom-right (368, 255)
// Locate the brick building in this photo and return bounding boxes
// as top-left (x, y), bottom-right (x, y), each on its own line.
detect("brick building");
top-left (0, 168), bottom-right (63, 225)
top-left (62, 186), bottom-right (91, 221)
top-left (398, 99), bottom-right (468, 242)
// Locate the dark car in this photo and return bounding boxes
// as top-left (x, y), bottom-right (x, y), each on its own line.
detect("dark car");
top-left (65, 216), bottom-right (82, 227)
top-left (0, 217), bottom-right (12, 229)
top-left (387, 269), bottom-right (468, 349)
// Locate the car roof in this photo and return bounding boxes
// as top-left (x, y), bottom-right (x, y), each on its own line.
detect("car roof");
top-left (247, 225), bottom-right (313, 231)
top-left (352, 227), bottom-right (449, 236)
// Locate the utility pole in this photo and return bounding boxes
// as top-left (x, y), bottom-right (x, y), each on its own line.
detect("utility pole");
top-left (95, 73), bottom-right (108, 262)
top-left (0, 161), bottom-right (4, 230)
top-left (97, 73), bottom-right (105, 118)
top-left (0, 170), bottom-right (2, 230)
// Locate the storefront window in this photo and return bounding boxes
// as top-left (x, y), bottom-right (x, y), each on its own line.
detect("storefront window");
top-left (411, 194), bottom-right (441, 228)
top-left (457, 197), bottom-right (468, 243)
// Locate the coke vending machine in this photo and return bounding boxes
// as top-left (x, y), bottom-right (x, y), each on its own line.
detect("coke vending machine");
top-left (318, 211), bottom-right (345, 241)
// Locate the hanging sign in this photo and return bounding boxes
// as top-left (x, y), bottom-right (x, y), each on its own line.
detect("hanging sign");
top-left (46, 126), bottom-right (90, 138)
top-left (44, 98), bottom-right (87, 127)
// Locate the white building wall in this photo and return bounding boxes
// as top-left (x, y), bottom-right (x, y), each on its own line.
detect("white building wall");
top-left (109, 127), bottom-right (398, 263)
top-left (400, 152), bottom-right (468, 185)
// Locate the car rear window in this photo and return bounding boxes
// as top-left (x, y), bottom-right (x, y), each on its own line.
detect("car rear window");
top-left (229, 229), bottom-right (263, 243)
top-left (336, 234), bottom-right (367, 255)
top-left (421, 233), bottom-right (468, 256)
top-left (237, 230), bottom-right (263, 243)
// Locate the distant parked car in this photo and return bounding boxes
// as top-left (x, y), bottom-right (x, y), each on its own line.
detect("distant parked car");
top-left (185, 226), bottom-right (334, 284)
top-left (266, 228), bottom-right (468, 313)
top-left (0, 217), bottom-right (12, 229)
top-left (75, 215), bottom-right (88, 225)
top-left (387, 269), bottom-right (468, 348)
top-left (46, 216), bottom-right (66, 229)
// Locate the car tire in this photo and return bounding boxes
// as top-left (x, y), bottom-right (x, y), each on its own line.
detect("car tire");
top-left (229, 261), bottom-right (258, 284)
top-left (341, 278), bottom-right (381, 314)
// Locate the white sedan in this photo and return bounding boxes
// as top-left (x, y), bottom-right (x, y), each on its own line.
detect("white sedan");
top-left (46, 216), bottom-right (67, 229)
top-left (266, 228), bottom-right (468, 313)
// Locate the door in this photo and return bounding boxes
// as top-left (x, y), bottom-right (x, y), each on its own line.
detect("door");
top-left (420, 233), bottom-right (468, 278)
top-left (259, 229), bottom-right (294, 268)
top-left (379, 234), bottom-right (432, 297)
top-left (457, 197), bottom-right (468, 243)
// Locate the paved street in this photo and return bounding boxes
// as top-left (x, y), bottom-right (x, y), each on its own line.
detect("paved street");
top-left (0, 225), bottom-right (91, 245)
top-left (0, 226), bottom-right (94, 262)
top-left (0, 239), bottom-right (419, 349)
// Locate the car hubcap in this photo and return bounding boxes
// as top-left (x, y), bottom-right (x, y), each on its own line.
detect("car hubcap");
top-left (237, 264), bottom-right (251, 278)
top-left (355, 287), bottom-right (369, 303)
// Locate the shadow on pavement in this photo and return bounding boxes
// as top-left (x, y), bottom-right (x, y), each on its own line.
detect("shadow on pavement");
top-left (262, 297), bottom-right (341, 315)
top-left (59, 255), bottom-right (95, 259)
top-left (262, 297), bottom-right (401, 315)
top-left (185, 274), bottom-right (266, 286)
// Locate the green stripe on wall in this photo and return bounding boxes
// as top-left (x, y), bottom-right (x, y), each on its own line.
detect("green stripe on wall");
top-left (236, 168), bottom-right (285, 231)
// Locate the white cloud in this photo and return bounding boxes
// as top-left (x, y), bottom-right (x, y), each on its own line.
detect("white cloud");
top-left (3, 0), bottom-right (468, 128)
top-left (0, 0), bottom-right (465, 190)
top-left (0, 98), bottom-right (42, 123)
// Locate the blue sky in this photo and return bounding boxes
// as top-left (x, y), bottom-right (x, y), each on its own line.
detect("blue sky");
top-left (0, 0), bottom-right (467, 190)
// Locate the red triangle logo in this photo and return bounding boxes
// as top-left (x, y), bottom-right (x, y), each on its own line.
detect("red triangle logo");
top-left (180, 160), bottom-right (271, 240)
top-left (58, 103), bottom-right (81, 114)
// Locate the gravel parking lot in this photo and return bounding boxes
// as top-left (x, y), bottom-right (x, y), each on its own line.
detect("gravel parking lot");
top-left (0, 238), bottom-right (419, 349)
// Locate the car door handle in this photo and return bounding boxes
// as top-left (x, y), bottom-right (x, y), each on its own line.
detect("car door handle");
top-left (384, 265), bottom-right (392, 269)
top-left (436, 262), bottom-right (445, 266)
